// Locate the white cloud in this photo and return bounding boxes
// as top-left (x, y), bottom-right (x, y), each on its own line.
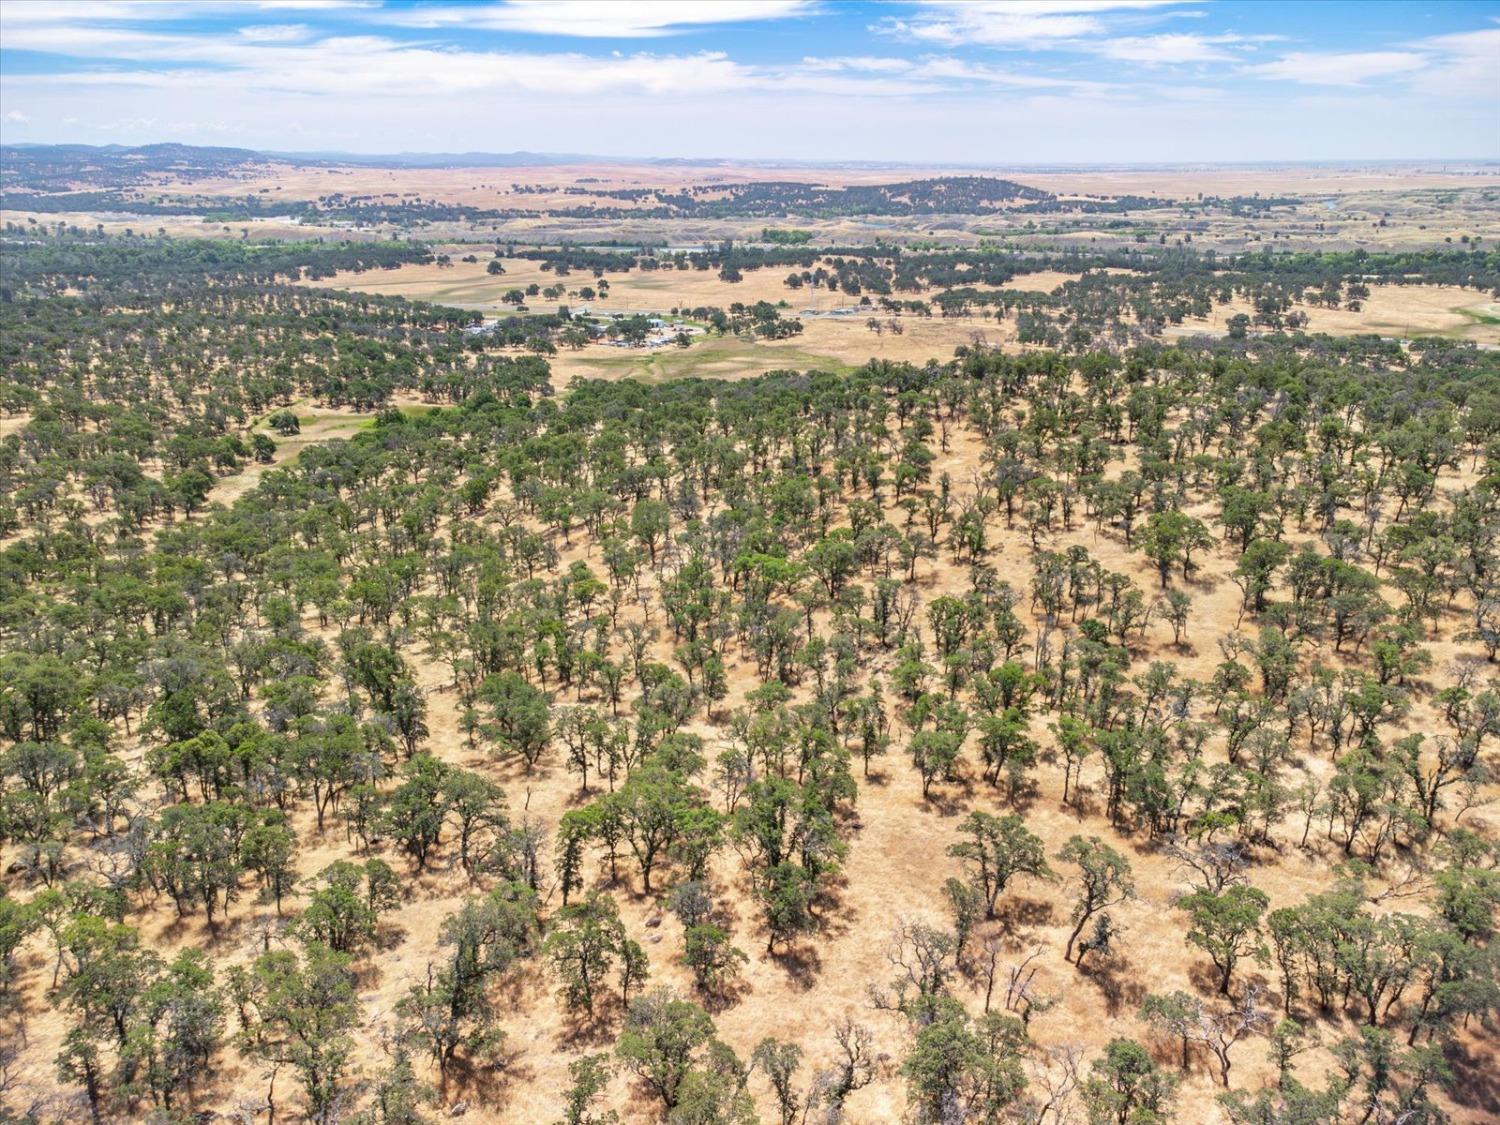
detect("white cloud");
top-left (799, 56), bottom-right (915, 74)
top-left (383, 1), bottom-right (817, 39)
top-left (882, 1), bottom-right (1186, 49)
top-left (1417, 26), bottom-right (1500, 56)
top-left (0, 1), bottom-right (178, 22)
top-left (0, 14), bottom-right (1118, 103)
top-left (237, 23), bottom-right (311, 41)
top-left (4, 109), bottom-right (30, 123)
top-left (1240, 24), bottom-right (1500, 93)
top-left (1093, 33), bottom-right (1245, 65)
top-left (1, 33), bottom-right (945, 101)
top-left (0, 0), bottom-right (374, 32)
top-left (1243, 50), bottom-right (1428, 87)
top-left (1408, 27), bottom-right (1500, 98)
top-left (252, 2), bottom-right (379, 9)
top-left (912, 56), bottom-right (1116, 93)
top-left (798, 54), bottom-right (1115, 93)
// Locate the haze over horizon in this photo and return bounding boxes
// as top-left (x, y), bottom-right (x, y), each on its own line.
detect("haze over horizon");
top-left (1, 0), bottom-right (1497, 165)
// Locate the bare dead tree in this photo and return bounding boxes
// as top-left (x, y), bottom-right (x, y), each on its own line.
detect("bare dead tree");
top-left (807, 1016), bottom-right (876, 1123)
top-left (1198, 985), bottom-right (1269, 1088)
top-left (1369, 857), bottom-right (1429, 904)
top-left (870, 918), bottom-right (956, 1021)
top-left (1028, 1044), bottom-right (1083, 1125)
top-left (1005, 946), bottom-right (1047, 1019)
top-left (1167, 838), bottom-right (1248, 895)
top-left (980, 935), bottom-right (1005, 1013)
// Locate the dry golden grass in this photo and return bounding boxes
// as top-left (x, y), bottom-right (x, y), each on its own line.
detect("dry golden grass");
top-left (305, 256), bottom-right (1500, 379)
top-left (206, 405), bottom-right (380, 508)
top-left (11, 161), bottom-right (1499, 254)
top-left (1165, 284), bottom-right (1500, 346)
top-left (90, 159), bottom-right (1500, 211)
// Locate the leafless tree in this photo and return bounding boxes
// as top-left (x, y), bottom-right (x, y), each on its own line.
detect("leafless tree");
top-left (807, 1016), bottom-right (877, 1123)
top-left (1199, 985), bottom-right (1269, 1087)
top-left (1004, 946), bottom-right (1048, 1021)
top-left (870, 918), bottom-right (956, 1020)
top-left (1167, 838), bottom-right (1248, 895)
top-left (1027, 1044), bottom-right (1083, 1124)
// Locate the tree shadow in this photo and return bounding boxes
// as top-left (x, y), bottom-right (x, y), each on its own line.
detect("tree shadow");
top-left (555, 1004), bottom-right (620, 1050)
top-left (1186, 961), bottom-right (1225, 998)
top-left (1079, 954), bottom-right (1146, 1017)
top-left (442, 1040), bottom-right (534, 1114)
top-left (1185, 571), bottom-right (1220, 595)
top-left (697, 972), bottom-right (752, 1014)
top-left (350, 959), bottom-right (386, 992)
top-left (769, 941), bottom-right (823, 990)
top-left (1063, 791), bottom-right (1101, 821)
top-left (622, 1081), bottom-right (671, 1123)
top-left (157, 911), bottom-right (229, 949)
top-left (1141, 1031), bottom-right (1197, 1079)
top-left (999, 782), bottom-right (1040, 816)
top-left (375, 919), bottom-right (408, 952)
top-left (1444, 1037), bottom-right (1500, 1117)
top-left (923, 778), bottom-right (977, 817)
top-left (995, 894), bottom-right (1054, 934)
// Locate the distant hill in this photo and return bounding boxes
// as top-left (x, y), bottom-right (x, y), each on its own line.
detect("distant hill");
top-left (263, 149), bottom-right (601, 168)
top-left (0, 143), bottom-right (611, 194)
top-left (0, 143), bottom-right (628, 188)
top-left (2, 143), bottom-right (278, 191)
top-left (0, 144), bottom-right (1054, 220)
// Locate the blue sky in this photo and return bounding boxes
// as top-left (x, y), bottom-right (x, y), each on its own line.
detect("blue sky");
top-left (1, 1), bottom-right (1496, 162)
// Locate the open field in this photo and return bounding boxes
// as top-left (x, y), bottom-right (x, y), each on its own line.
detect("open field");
top-left (304, 255), bottom-right (1500, 372)
top-left (80, 158), bottom-right (1500, 211)
top-left (206, 405), bottom-right (382, 507)
top-left (9, 158), bottom-right (1500, 255)
top-left (1165, 284), bottom-right (1500, 346)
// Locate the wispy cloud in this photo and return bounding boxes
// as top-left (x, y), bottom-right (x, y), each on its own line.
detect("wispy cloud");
top-left (0, 0), bottom-right (374, 23)
top-left (0, 29), bottom-right (1020, 101)
top-left (237, 23), bottom-right (312, 41)
top-left (254, 1), bottom-right (378, 9)
top-left (1236, 21), bottom-right (1500, 90)
top-left (1408, 26), bottom-right (1500, 97)
top-left (382, 1), bottom-right (818, 39)
top-left (800, 54), bottom-right (1116, 94)
top-left (0, 9), bottom-right (1105, 102)
top-left (876, 2), bottom-right (1279, 70)
top-left (880, 0), bottom-right (1186, 49)
top-left (1242, 50), bottom-right (1428, 87)
top-left (1093, 33), bottom-right (1257, 66)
